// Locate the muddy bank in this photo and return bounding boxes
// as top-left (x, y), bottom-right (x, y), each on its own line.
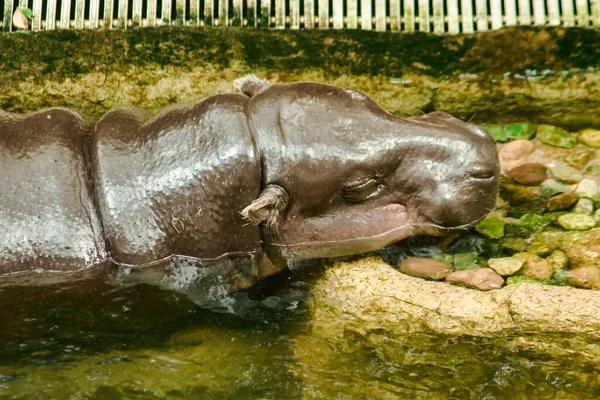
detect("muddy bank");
top-left (1, 26), bottom-right (600, 127)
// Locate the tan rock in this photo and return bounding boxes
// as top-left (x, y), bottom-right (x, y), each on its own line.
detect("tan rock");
top-left (488, 257), bottom-right (524, 276)
top-left (498, 140), bottom-right (534, 171)
top-left (506, 163), bottom-right (548, 185)
top-left (308, 257), bottom-right (600, 339)
top-left (513, 252), bottom-right (555, 280)
top-left (398, 257), bottom-right (451, 280)
top-left (568, 265), bottom-right (600, 290)
top-left (545, 192), bottom-right (579, 211)
top-left (446, 268), bottom-right (504, 290)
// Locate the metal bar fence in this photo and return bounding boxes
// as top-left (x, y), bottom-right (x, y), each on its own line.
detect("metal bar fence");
top-left (1, 0), bottom-right (599, 32)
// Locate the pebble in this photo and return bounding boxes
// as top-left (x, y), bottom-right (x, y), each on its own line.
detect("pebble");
top-left (557, 213), bottom-right (597, 231)
top-left (573, 198), bottom-right (595, 215)
top-left (578, 129), bottom-right (600, 148)
top-left (568, 265), bottom-right (600, 290)
top-left (498, 140), bottom-right (534, 171)
top-left (540, 179), bottom-right (575, 198)
top-left (488, 257), bottom-right (525, 276)
top-left (446, 268), bottom-right (504, 291)
top-left (548, 161), bottom-right (584, 184)
top-left (506, 163), bottom-right (547, 186)
top-left (513, 252), bottom-right (554, 280)
top-left (536, 125), bottom-right (578, 148)
top-left (545, 192), bottom-right (579, 211)
top-left (575, 178), bottom-right (599, 198)
top-left (399, 257), bottom-right (452, 280)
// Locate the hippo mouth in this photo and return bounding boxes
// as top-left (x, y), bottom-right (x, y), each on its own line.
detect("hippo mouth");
top-left (265, 202), bottom-right (490, 261)
top-left (265, 203), bottom-right (431, 260)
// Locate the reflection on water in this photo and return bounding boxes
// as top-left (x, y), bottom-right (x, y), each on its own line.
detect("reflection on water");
top-left (0, 260), bottom-right (598, 400)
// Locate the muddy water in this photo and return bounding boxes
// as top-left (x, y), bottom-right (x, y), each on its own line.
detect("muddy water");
top-left (0, 266), bottom-right (598, 400)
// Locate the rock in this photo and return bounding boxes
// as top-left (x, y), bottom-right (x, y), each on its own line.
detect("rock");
top-left (503, 123), bottom-right (536, 140)
top-left (505, 163), bottom-right (547, 185)
top-left (546, 249), bottom-right (569, 271)
top-left (501, 183), bottom-right (542, 205)
top-left (482, 124), bottom-right (507, 142)
top-left (568, 265), bottom-right (600, 290)
top-left (528, 229), bottom-right (600, 267)
top-left (586, 164), bottom-right (600, 176)
top-left (557, 213), bottom-right (597, 231)
top-left (573, 198), bottom-right (595, 215)
top-left (498, 140), bottom-right (534, 171)
top-left (398, 257), bottom-right (451, 280)
top-left (446, 268), bottom-right (504, 290)
top-left (474, 218), bottom-right (505, 239)
top-left (565, 147), bottom-right (596, 170)
top-left (513, 252), bottom-right (554, 280)
top-left (452, 252), bottom-right (480, 271)
top-left (575, 178), bottom-right (599, 198)
top-left (595, 209), bottom-right (600, 226)
top-left (488, 257), bottom-right (525, 276)
top-left (578, 129), bottom-right (600, 148)
top-left (540, 179), bottom-right (575, 198)
top-left (501, 237), bottom-right (529, 252)
top-left (536, 125), bottom-right (577, 148)
top-left (545, 192), bottom-right (579, 211)
top-left (547, 161), bottom-right (584, 184)
top-left (505, 200), bottom-right (547, 218)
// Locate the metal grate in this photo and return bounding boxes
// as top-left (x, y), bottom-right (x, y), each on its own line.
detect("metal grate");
top-left (1, 0), bottom-right (599, 32)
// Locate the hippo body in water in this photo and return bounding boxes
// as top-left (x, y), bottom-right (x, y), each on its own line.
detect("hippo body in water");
top-left (0, 77), bottom-right (499, 304)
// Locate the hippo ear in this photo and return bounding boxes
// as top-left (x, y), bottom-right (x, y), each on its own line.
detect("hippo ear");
top-left (233, 75), bottom-right (271, 98)
top-left (241, 185), bottom-right (289, 226)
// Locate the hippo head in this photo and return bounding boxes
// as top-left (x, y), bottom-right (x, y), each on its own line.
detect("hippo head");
top-left (239, 78), bottom-right (499, 263)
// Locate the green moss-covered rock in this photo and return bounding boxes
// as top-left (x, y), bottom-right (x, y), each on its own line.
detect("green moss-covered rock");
top-left (453, 252), bottom-right (480, 271)
top-left (505, 214), bottom-right (547, 237)
top-left (578, 129), bottom-right (600, 148)
top-left (482, 124), bottom-right (507, 142)
top-left (536, 125), bottom-right (578, 148)
top-left (557, 213), bottom-right (597, 231)
top-left (475, 218), bottom-right (506, 239)
top-left (501, 237), bottom-right (529, 252)
top-left (503, 123), bottom-right (536, 140)
top-left (546, 249), bottom-right (569, 271)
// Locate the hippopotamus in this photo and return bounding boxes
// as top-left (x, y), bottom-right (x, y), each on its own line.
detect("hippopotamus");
top-left (0, 76), bottom-right (499, 304)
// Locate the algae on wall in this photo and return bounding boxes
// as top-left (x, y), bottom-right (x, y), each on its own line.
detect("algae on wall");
top-left (1, 26), bottom-right (600, 127)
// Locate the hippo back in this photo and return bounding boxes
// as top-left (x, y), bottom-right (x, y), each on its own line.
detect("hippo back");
top-left (0, 109), bottom-right (108, 282)
top-left (90, 95), bottom-right (263, 273)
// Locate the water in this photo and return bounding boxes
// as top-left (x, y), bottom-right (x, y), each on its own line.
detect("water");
top-left (0, 263), bottom-right (598, 400)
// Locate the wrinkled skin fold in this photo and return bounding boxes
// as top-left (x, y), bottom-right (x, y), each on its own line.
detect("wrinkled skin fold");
top-left (0, 77), bottom-right (499, 303)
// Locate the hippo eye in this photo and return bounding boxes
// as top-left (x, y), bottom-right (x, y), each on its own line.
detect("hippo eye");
top-left (341, 177), bottom-right (383, 203)
top-left (469, 166), bottom-right (495, 180)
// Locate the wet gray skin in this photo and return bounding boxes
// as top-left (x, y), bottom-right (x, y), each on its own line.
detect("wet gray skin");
top-left (0, 76), bottom-right (499, 304)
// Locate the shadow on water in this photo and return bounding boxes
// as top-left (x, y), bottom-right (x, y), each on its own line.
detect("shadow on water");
top-left (0, 241), bottom-right (598, 399)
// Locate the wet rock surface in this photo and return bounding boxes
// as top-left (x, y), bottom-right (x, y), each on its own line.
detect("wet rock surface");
top-left (446, 268), bottom-right (504, 290)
